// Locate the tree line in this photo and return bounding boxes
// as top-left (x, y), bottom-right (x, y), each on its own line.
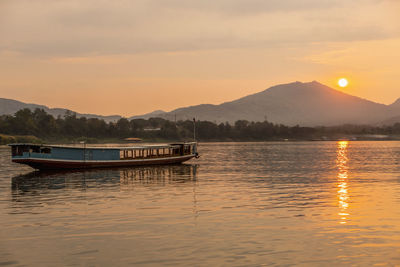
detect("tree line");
top-left (1, 108), bottom-right (400, 144)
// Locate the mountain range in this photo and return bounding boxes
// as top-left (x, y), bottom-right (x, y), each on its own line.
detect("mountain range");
top-left (138, 81), bottom-right (400, 126)
top-left (1, 81), bottom-right (400, 126)
top-left (0, 98), bottom-right (122, 123)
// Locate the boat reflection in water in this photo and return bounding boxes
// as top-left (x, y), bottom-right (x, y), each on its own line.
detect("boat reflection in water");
top-left (336, 141), bottom-right (350, 224)
top-left (11, 164), bottom-right (198, 201)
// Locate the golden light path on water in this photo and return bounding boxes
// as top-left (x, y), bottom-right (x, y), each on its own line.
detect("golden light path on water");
top-left (337, 141), bottom-right (350, 224)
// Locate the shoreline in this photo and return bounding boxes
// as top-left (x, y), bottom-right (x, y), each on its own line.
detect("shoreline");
top-left (1, 138), bottom-right (400, 147)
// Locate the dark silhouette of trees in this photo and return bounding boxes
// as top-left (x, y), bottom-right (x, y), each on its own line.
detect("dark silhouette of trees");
top-left (1, 108), bottom-right (400, 144)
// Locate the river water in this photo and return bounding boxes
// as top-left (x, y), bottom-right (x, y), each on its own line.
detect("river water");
top-left (1, 141), bottom-right (400, 266)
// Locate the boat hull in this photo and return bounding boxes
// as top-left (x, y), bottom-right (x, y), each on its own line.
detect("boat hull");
top-left (12, 154), bottom-right (196, 170)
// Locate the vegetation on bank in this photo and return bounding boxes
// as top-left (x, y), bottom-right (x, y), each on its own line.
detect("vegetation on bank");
top-left (1, 108), bottom-right (400, 145)
top-left (0, 134), bottom-right (42, 145)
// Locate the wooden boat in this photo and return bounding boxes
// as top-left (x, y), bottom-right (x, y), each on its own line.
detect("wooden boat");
top-left (9, 142), bottom-right (199, 170)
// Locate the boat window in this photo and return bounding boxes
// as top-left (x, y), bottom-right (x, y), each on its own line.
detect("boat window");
top-left (184, 145), bottom-right (190, 155)
top-left (11, 146), bottom-right (18, 156)
top-left (41, 148), bottom-right (52, 154)
top-left (127, 150), bottom-right (133, 158)
top-left (12, 146), bottom-right (30, 156)
top-left (120, 150), bottom-right (124, 159)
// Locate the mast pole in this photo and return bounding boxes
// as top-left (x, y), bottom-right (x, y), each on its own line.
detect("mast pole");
top-left (193, 118), bottom-right (196, 142)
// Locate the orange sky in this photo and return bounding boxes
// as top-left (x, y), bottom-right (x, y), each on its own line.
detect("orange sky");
top-left (1, 0), bottom-right (400, 116)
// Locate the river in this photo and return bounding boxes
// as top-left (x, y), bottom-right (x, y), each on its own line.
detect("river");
top-left (1, 141), bottom-right (400, 266)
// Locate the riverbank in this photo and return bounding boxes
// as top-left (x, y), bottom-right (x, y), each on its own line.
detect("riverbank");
top-left (0, 134), bottom-right (42, 145)
top-left (2, 134), bottom-right (400, 146)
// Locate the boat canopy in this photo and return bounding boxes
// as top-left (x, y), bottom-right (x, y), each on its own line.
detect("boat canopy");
top-left (9, 142), bottom-right (196, 150)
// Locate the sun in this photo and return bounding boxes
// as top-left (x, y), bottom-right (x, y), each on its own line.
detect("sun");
top-left (338, 78), bottom-right (348, 88)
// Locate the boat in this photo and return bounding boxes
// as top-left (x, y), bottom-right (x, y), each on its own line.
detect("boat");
top-left (9, 142), bottom-right (199, 170)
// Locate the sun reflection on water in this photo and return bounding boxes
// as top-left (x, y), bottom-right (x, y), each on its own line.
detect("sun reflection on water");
top-left (337, 141), bottom-right (349, 224)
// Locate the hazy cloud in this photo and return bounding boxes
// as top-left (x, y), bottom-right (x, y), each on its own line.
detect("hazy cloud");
top-left (0, 0), bottom-right (399, 57)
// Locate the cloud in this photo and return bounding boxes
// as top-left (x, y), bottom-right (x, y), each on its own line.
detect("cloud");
top-left (148, 0), bottom-right (340, 15)
top-left (0, 0), bottom-right (399, 57)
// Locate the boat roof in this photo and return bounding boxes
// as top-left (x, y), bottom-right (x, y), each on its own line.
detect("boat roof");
top-left (8, 142), bottom-right (196, 150)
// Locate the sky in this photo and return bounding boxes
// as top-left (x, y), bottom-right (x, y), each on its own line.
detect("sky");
top-left (1, 0), bottom-right (400, 116)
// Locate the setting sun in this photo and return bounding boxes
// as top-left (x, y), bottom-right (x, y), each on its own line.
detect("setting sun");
top-left (338, 78), bottom-right (349, 88)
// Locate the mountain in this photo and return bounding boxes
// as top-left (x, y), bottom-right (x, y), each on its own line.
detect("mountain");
top-left (389, 98), bottom-right (400, 113)
top-left (377, 98), bottom-right (400, 125)
top-left (379, 116), bottom-right (400, 126)
top-left (0, 98), bottom-right (121, 123)
top-left (151, 81), bottom-right (399, 126)
top-left (2, 81), bottom-right (400, 126)
top-left (129, 110), bottom-right (166, 120)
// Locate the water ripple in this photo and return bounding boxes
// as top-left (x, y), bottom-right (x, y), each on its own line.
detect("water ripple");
top-left (1, 142), bottom-right (400, 266)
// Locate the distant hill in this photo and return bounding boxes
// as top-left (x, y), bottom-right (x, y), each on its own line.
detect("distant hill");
top-left (389, 98), bottom-right (400, 113)
top-left (0, 98), bottom-right (121, 123)
top-left (379, 116), bottom-right (400, 126)
top-left (149, 81), bottom-right (398, 126)
top-left (129, 110), bottom-right (166, 120)
top-left (378, 98), bottom-right (400, 125)
top-left (2, 81), bottom-right (400, 126)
